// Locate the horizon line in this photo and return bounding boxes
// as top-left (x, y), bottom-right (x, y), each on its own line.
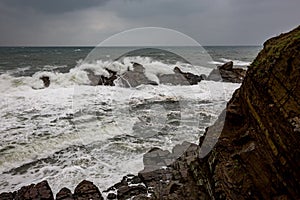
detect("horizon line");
top-left (0, 45), bottom-right (262, 48)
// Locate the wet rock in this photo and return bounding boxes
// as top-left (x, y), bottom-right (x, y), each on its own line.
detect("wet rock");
top-left (159, 67), bottom-right (203, 85)
top-left (73, 180), bottom-right (103, 200)
top-left (0, 192), bottom-right (14, 200)
top-left (107, 192), bottom-right (117, 199)
top-left (119, 62), bottom-right (158, 87)
top-left (85, 69), bottom-right (118, 86)
top-left (40, 76), bottom-right (50, 87)
top-left (207, 61), bottom-right (246, 83)
top-left (0, 180), bottom-right (54, 200)
top-left (56, 187), bottom-right (73, 200)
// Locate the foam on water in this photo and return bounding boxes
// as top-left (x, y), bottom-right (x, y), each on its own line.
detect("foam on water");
top-left (220, 58), bottom-right (251, 66)
top-left (0, 55), bottom-right (242, 195)
top-left (0, 73), bottom-right (240, 194)
top-left (0, 56), bottom-right (212, 92)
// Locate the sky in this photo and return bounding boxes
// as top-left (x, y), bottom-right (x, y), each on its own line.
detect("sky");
top-left (0, 0), bottom-right (299, 46)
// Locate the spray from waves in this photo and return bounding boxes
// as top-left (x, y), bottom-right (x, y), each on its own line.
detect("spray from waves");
top-left (0, 56), bottom-right (213, 93)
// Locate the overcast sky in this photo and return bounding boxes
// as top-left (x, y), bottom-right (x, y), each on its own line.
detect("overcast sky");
top-left (0, 0), bottom-right (299, 46)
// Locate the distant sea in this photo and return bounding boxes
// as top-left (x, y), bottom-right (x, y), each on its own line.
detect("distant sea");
top-left (0, 46), bottom-right (261, 195)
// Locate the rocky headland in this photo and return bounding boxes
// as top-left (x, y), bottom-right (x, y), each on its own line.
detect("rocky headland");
top-left (1, 26), bottom-right (300, 200)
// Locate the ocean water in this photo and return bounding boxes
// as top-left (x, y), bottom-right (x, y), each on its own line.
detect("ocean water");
top-left (0, 46), bottom-right (261, 195)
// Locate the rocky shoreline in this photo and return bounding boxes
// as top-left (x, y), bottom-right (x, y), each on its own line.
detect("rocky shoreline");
top-left (1, 26), bottom-right (300, 200)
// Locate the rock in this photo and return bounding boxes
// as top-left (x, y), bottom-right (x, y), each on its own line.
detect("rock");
top-left (86, 62), bottom-right (204, 87)
top-left (107, 192), bottom-right (117, 199)
top-left (40, 76), bottom-right (50, 87)
top-left (159, 67), bottom-right (203, 85)
top-left (119, 62), bottom-right (158, 87)
top-left (0, 180), bottom-right (54, 200)
top-left (85, 68), bottom-right (118, 86)
top-left (73, 180), bottom-right (104, 200)
top-left (56, 187), bottom-right (73, 200)
top-left (204, 25), bottom-right (300, 199)
top-left (207, 61), bottom-right (246, 83)
top-left (0, 192), bottom-right (14, 200)
top-left (219, 61), bottom-right (233, 70)
top-left (117, 185), bottom-right (147, 199)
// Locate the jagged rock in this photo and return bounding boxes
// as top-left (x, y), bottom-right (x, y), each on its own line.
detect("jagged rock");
top-left (86, 62), bottom-right (204, 87)
top-left (119, 62), bottom-right (158, 87)
top-left (207, 61), bottom-right (246, 83)
top-left (159, 67), bottom-right (204, 85)
top-left (73, 180), bottom-right (103, 200)
top-left (85, 69), bottom-right (118, 86)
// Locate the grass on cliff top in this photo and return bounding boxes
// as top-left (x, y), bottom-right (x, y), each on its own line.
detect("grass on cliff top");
top-left (250, 25), bottom-right (300, 70)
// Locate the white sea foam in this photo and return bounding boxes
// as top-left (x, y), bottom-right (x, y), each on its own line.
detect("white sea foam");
top-left (0, 56), bottom-right (241, 195)
top-left (0, 57), bottom-right (213, 93)
top-left (0, 79), bottom-right (240, 194)
top-left (220, 58), bottom-right (251, 66)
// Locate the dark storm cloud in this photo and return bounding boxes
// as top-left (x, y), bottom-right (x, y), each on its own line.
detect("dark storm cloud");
top-left (0, 0), bottom-right (109, 14)
top-left (0, 0), bottom-right (299, 45)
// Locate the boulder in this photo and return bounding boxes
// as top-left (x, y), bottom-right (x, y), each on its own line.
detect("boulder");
top-left (56, 187), bottom-right (73, 200)
top-left (73, 180), bottom-right (104, 200)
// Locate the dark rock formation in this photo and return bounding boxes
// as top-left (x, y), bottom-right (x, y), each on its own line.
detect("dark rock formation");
top-left (73, 180), bottom-right (103, 200)
top-left (0, 180), bottom-right (54, 200)
top-left (40, 76), bottom-right (50, 87)
top-left (159, 66), bottom-right (204, 85)
top-left (207, 61), bottom-right (247, 83)
top-left (0, 180), bottom-right (104, 200)
top-left (86, 62), bottom-right (204, 87)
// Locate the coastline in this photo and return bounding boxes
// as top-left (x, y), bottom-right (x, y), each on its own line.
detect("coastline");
top-left (1, 26), bottom-right (300, 200)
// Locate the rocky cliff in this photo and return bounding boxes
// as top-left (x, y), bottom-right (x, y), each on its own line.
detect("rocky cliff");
top-left (1, 26), bottom-right (299, 200)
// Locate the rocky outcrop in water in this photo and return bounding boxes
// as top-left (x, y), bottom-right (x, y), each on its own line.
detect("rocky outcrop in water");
top-left (86, 62), bottom-right (205, 87)
top-left (207, 61), bottom-right (247, 83)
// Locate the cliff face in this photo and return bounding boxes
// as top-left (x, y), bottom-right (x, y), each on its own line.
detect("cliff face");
top-left (209, 26), bottom-right (300, 199)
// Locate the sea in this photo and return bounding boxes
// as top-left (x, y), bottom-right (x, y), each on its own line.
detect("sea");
top-left (0, 46), bottom-right (261, 195)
